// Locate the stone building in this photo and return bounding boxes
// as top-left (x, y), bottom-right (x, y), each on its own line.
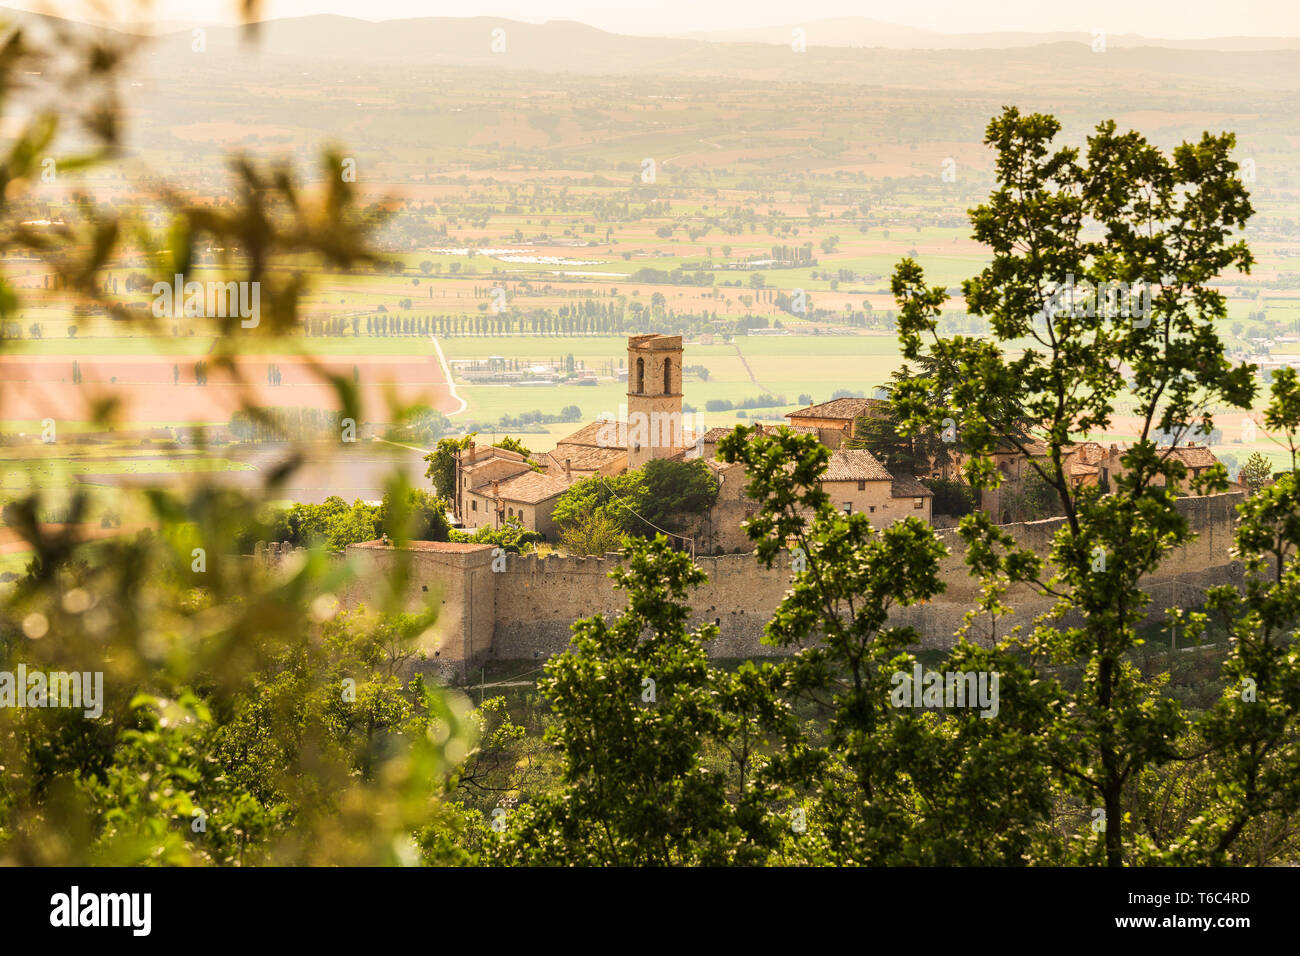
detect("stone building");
top-left (965, 437), bottom-right (1053, 522)
top-left (956, 438), bottom-right (1230, 523)
top-left (1102, 442), bottom-right (1226, 496)
top-left (785, 396), bottom-right (890, 448)
top-left (820, 448), bottom-right (934, 524)
top-left (543, 419), bottom-right (629, 481)
top-left (453, 443), bottom-right (570, 536)
top-left (452, 334), bottom-right (696, 535)
top-left (450, 333), bottom-right (935, 548)
top-left (626, 333), bottom-right (687, 468)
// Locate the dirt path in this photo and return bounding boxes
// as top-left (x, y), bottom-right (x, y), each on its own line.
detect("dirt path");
top-left (728, 342), bottom-right (766, 391)
top-left (429, 336), bottom-right (468, 416)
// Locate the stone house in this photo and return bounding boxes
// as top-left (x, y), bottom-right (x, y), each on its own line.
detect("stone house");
top-left (1061, 441), bottom-right (1109, 491)
top-left (543, 419), bottom-right (630, 481)
top-left (1103, 442), bottom-right (1224, 496)
top-left (948, 437), bottom-right (1052, 522)
top-left (819, 448), bottom-right (934, 524)
top-left (454, 443), bottom-right (570, 536)
top-left (963, 438), bottom-right (1228, 521)
top-left (676, 434), bottom-right (935, 554)
top-left (784, 397), bottom-right (890, 448)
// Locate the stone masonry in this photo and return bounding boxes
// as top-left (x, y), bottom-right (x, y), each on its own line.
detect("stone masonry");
top-left (337, 492), bottom-right (1247, 680)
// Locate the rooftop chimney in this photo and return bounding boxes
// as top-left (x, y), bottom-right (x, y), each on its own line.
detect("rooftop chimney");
top-left (564, 458), bottom-right (572, 480)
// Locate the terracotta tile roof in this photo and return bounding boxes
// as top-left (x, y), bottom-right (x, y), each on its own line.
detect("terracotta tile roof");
top-left (1163, 445), bottom-right (1218, 469)
top-left (462, 458), bottom-right (532, 481)
top-left (755, 422), bottom-right (820, 437)
top-left (993, 437), bottom-right (1051, 456)
top-left (888, 472), bottom-right (935, 498)
top-left (822, 448), bottom-right (894, 482)
top-left (786, 397), bottom-right (889, 421)
top-left (1063, 441), bottom-right (1106, 465)
top-left (555, 419), bottom-right (626, 449)
top-left (699, 426), bottom-right (738, 444)
top-left (548, 445), bottom-right (627, 472)
top-left (471, 469), bottom-right (571, 504)
top-left (462, 445), bottom-right (527, 465)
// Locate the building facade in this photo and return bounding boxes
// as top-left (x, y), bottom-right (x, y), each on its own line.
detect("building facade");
top-left (626, 333), bottom-right (687, 468)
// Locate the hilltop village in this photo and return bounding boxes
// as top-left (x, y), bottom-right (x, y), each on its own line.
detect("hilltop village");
top-left (447, 333), bottom-right (1238, 553)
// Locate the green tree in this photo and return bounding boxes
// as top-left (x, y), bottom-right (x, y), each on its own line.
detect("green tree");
top-left (1239, 451), bottom-right (1273, 494)
top-left (491, 538), bottom-right (772, 865)
top-left (381, 486), bottom-right (451, 543)
top-left (452, 515), bottom-right (543, 553)
top-left (923, 477), bottom-right (977, 517)
top-left (492, 435), bottom-right (533, 460)
top-left (718, 425), bottom-right (1055, 864)
top-left (556, 511), bottom-right (627, 557)
top-left (890, 107), bottom-right (1255, 865)
top-left (425, 434), bottom-right (476, 498)
top-left (639, 458), bottom-right (720, 535)
top-left (551, 471), bottom-right (649, 537)
top-left (1181, 368), bottom-right (1300, 863)
top-left (0, 8), bottom-right (480, 866)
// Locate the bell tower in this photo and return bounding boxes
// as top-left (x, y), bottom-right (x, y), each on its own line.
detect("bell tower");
top-left (626, 334), bottom-right (683, 469)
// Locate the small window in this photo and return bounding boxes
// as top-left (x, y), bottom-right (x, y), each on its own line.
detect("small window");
top-left (663, 356), bottom-right (672, 394)
top-left (472, 500), bottom-right (477, 511)
top-left (857, 480), bottom-right (865, 491)
top-left (913, 498), bottom-right (924, 509)
top-left (507, 507), bottom-right (513, 518)
top-left (869, 505), bottom-right (876, 513)
top-left (636, 356), bottom-right (645, 394)
top-left (843, 503), bottom-right (852, 514)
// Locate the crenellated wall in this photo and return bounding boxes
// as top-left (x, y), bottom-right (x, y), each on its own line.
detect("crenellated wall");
top-left (490, 549), bottom-right (799, 661)
top-left (339, 492), bottom-right (1247, 678)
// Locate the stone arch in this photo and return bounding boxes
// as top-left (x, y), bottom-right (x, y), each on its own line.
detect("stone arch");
top-left (636, 357), bottom-right (645, 394)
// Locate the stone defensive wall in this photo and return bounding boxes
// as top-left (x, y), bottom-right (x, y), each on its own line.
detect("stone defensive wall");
top-left (338, 492), bottom-right (1246, 679)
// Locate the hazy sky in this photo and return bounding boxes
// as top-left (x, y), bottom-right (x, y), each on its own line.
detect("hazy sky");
top-left (12, 0), bottom-right (1300, 37)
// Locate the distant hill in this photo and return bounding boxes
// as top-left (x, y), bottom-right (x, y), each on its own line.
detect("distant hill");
top-left (0, 8), bottom-right (1296, 89)
top-left (672, 17), bottom-right (1300, 52)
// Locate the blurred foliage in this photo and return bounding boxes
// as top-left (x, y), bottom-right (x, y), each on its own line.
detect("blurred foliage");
top-left (0, 5), bottom-right (476, 866)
